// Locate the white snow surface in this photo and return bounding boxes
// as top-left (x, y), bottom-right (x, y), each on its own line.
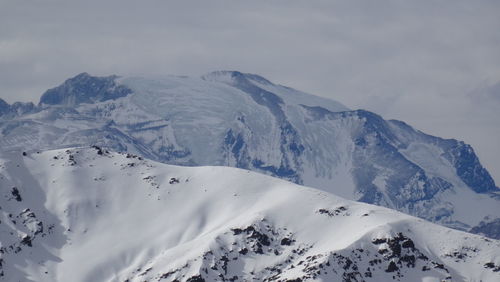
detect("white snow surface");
top-left (0, 147), bottom-right (499, 281)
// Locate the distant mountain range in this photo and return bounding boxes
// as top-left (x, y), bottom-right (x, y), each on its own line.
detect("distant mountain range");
top-left (0, 147), bottom-right (499, 281)
top-left (0, 71), bottom-right (499, 239)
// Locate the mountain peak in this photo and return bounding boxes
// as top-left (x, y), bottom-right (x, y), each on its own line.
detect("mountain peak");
top-left (201, 70), bottom-right (273, 85)
top-left (0, 98), bottom-right (11, 117)
top-left (38, 72), bottom-right (132, 107)
top-left (73, 71), bottom-right (91, 79)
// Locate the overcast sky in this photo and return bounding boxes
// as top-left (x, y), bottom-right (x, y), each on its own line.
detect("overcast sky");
top-left (1, 0), bottom-right (499, 182)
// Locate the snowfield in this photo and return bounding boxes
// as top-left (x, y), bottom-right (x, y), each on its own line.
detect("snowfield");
top-left (0, 147), bottom-right (499, 281)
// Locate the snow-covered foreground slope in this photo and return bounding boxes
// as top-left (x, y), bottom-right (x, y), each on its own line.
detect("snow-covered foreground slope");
top-left (0, 147), bottom-right (499, 281)
top-left (0, 71), bottom-right (499, 239)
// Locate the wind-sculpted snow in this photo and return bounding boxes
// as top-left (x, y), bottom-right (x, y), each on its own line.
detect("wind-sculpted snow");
top-left (0, 147), bottom-right (499, 281)
top-left (0, 71), bottom-right (498, 239)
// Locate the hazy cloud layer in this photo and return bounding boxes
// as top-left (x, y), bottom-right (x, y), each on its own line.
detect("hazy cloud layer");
top-left (1, 0), bottom-right (499, 181)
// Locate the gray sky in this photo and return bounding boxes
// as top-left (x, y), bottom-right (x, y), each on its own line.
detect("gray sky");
top-left (1, 0), bottom-right (499, 182)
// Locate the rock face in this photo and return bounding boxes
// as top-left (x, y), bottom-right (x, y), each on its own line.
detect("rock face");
top-left (0, 147), bottom-right (499, 281)
top-left (0, 71), bottom-right (499, 238)
top-left (0, 98), bottom-right (36, 117)
top-left (0, 98), bottom-right (10, 116)
top-left (38, 72), bottom-right (132, 106)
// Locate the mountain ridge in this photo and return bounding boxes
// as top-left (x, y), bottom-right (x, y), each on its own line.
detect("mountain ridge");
top-left (0, 71), bottom-right (498, 239)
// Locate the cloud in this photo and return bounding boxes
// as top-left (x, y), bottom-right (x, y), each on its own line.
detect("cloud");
top-left (470, 81), bottom-right (500, 107)
top-left (0, 0), bottom-right (499, 181)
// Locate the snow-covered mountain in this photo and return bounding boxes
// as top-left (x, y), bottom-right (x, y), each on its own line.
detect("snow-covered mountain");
top-left (0, 71), bottom-right (499, 239)
top-left (1, 147), bottom-right (499, 281)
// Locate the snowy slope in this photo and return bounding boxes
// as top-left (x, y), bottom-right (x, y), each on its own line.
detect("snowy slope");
top-left (0, 72), bottom-right (498, 239)
top-left (0, 147), bottom-right (499, 282)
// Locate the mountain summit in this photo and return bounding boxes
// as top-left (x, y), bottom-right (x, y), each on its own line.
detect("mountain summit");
top-left (0, 72), bottom-right (498, 239)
